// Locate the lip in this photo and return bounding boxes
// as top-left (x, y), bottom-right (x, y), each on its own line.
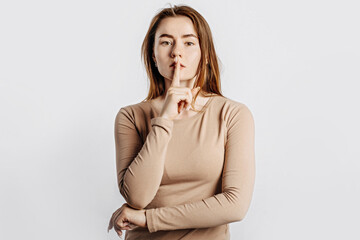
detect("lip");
top-left (171, 65), bottom-right (185, 69)
top-left (170, 62), bottom-right (185, 67)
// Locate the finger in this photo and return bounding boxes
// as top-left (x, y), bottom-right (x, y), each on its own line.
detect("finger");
top-left (179, 100), bottom-right (185, 113)
top-left (115, 224), bottom-right (126, 239)
top-left (185, 87), bottom-right (200, 111)
top-left (171, 93), bottom-right (189, 108)
top-left (108, 213), bottom-right (118, 232)
top-left (117, 223), bottom-right (131, 231)
top-left (171, 56), bottom-right (181, 87)
top-left (115, 213), bottom-right (132, 230)
top-left (108, 213), bottom-right (118, 231)
top-left (180, 97), bottom-right (192, 113)
top-left (108, 205), bottom-right (126, 232)
top-left (184, 98), bottom-right (192, 111)
top-left (116, 229), bottom-right (123, 238)
top-left (184, 101), bottom-right (189, 111)
top-left (169, 88), bottom-right (192, 99)
top-left (191, 86), bottom-right (201, 98)
top-left (115, 222), bottom-right (131, 231)
top-left (186, 95), bottom-right (192, 110)
top-left (170, 86), bottom-right (198, 99)
top-left (108, 208), bottom-right (122, 231)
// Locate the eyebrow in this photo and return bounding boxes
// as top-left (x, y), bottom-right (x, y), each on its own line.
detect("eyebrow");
top-left (158, 33), bottom-right (198, 39)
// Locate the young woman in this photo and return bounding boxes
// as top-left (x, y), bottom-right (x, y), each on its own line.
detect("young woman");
top-left (108, 4), bottom-right (255, 240)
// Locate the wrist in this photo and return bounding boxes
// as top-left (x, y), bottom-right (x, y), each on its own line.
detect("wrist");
top-left (141, 210), bottom-right (147, 227)
top-left (144, 210), bottom-right (147, 227)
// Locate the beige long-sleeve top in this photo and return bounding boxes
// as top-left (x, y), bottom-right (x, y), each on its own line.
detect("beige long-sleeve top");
top-left (114, 94), bottom-right (255, 240)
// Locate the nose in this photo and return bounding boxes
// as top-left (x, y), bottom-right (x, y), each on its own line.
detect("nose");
top-left (170, 42), bottom-right (182, 59)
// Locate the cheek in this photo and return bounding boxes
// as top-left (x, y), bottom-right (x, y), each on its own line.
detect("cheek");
top-left (155, 48), bottom-right (170, 61)
top-left (187, 50), bottom-right (201, 67)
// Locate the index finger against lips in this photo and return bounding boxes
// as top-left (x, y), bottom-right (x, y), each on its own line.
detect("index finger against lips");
top-left (171, 56), bottom-right (181, 87)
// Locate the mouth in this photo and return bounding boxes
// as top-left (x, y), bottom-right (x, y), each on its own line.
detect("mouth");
top-left (170, 62), bottom-right (185, 68)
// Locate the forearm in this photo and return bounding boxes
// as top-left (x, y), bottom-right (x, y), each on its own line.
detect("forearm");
top-left (118, 117), bottom-right (173, 209)
top-left (144, 190), bottom-right (252, 233)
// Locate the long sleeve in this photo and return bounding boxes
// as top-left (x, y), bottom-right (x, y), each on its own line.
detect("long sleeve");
top-left (145, 104), bottom-right (255, 233)
top-left (114, 107), bottom-right (174, 209)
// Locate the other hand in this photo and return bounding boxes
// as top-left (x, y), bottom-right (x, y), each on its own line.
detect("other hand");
top-left (107, 203), bottom-right (147, 238)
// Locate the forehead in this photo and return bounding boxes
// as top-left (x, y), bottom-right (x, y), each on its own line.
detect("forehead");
top-left (155, 16), bottom-right (197, 38)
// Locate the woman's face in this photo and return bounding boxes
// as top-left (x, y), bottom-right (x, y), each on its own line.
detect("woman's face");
top-left (153, 16), bottom-right (201, 83)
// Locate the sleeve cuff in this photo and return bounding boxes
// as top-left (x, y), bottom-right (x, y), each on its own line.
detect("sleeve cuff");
top-left (145, 208), bottom-right (157, 233)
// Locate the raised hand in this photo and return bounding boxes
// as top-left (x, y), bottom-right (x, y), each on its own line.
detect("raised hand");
top-left (159, 56), bottom-right (201, 120)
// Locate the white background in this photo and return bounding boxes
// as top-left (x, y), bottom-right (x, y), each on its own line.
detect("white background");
top-left (1, 0), bottom-right (359, 239)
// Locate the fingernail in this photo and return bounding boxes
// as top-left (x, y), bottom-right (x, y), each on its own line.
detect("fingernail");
top-left (175, 56), bottom-right (178, 63)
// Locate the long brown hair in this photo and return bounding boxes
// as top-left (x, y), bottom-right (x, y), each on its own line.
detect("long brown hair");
top-left (141, 4), bottom-right (223, 111)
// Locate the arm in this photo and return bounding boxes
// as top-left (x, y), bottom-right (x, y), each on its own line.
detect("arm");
top-left (114, 107), bottom-right (174, 209)
top-left (145, 104), bottom-right (255, 233)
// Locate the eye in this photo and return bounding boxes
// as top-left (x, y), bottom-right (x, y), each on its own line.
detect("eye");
top-left (186, 42), bottom-right (195, 46)
top-left (161, 41), bottom-right (171, 46)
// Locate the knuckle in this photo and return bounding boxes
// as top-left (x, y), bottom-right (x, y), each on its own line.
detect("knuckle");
top-left (122, 208), bottom-right (128, 215)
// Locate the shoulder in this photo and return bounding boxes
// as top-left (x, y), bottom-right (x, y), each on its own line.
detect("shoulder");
top-left (214, 95), bottom-right (253, 116)
top-left (214, 95), bottom-right (254, 128)
top-left (115, 101), bottom-right (150, 119)
top-left (114, 101), bottom-right (151, 128)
